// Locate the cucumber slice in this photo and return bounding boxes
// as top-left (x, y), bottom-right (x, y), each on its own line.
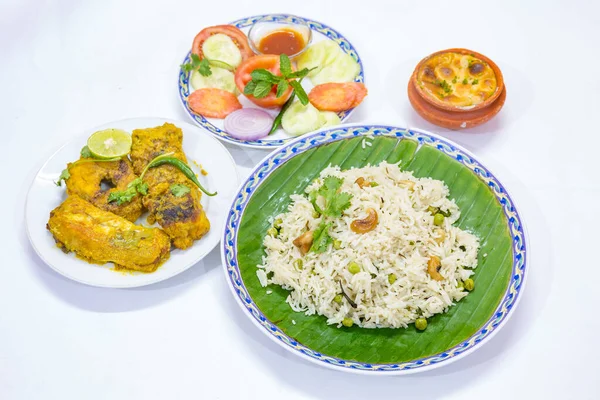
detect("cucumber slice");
top-left (319, 111), bottom-right (341, 128)
top-left (202, 33), bottom-right (242, 68)
top-left (190, 67), bottom-right (239, 95)
top-left (282, 101), bottom-right (322, 136)
top-left (296, 40), bottom-right (340, 77)
top-left (310, 52), bottom-right (360, 85)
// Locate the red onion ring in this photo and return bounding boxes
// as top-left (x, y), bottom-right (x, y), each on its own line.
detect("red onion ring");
top-left (224, 108), bottom-right (274, 141)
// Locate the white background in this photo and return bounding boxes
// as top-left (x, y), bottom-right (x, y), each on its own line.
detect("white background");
top-left (1, 0), bottom-right (598, 399)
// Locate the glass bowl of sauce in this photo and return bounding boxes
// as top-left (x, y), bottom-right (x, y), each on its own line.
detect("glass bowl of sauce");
top-left (248, 16), bottom-right (312, 58)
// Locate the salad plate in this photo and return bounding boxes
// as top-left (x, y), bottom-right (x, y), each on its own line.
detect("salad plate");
top-left (221, 124), bottom-right (527, 374)
top-left (178, 14), bottom-right (365, 149)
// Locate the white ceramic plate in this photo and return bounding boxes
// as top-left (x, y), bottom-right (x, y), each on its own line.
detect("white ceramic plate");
top-left (178, 14), bottom-right (365, 149)
top-left (26, 117), bottom-right (239, 288)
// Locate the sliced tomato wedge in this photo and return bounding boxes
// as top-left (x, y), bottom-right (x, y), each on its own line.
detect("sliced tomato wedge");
top-left (188, 88), bottom-right (242, 119)
top-left (234, 55), bottom-right (293, 108)
top-left (192, 25), bottom-right (254, 61)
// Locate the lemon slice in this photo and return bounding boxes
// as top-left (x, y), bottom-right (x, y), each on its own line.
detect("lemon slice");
top-left (87, 129), bottom-right (132, 159)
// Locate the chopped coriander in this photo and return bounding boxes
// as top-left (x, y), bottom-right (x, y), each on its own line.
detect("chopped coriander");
top-left (170, 183), bottom-right (190, 197)
top-left (472, 79), bottom-right (479, 85)
top-left (462, 78), bottom-right (468, 85)
top-left (55, 168), bottom-right (70, 186)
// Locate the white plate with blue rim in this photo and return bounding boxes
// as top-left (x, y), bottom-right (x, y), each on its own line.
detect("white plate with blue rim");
top-left (25, 117), bottom-right (239, 288)
top-left (221, 124), bottom-right (528, 374)
top-left (178, 14), bottom-right (365, 149)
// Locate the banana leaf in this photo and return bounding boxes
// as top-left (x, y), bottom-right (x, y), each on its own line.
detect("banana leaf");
top-left (236, 136), bottom-right (512, 363)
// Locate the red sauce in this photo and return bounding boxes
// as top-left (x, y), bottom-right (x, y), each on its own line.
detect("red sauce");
top-left (258, 29), bottom-right (305, 56)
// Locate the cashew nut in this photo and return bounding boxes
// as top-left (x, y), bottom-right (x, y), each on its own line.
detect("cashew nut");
top-left (293, 231), bottom-right (313, 255)
top-left (427, 255), bottom-right (444, 281)
top-left (355, 177), bottom-right (369, 188)
top-left (434, 228), bottom-right (446, 244)
top-left (350, 208), bottom-right (378, 234)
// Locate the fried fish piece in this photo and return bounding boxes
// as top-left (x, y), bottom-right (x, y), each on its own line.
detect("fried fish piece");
top-left (130, 123), bottom-right (210, 249)
top-left (65, 158), bottom-right (143, 222)
top-left (47, 196), bottom-right (170, 273)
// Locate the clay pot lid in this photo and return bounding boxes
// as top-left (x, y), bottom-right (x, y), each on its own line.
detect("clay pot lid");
top-left (412, 48), bottom-right (504, 113)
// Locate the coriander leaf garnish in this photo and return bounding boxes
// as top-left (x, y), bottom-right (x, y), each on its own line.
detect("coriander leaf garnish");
top-left (472, 79), bottom-right (479, 85)
top-left (181, 53), bottom-right (213, 77)
top-left (170, 183), bottom-right (190, 197)
top-left (198, 58), bottom-right (212, 77)
top-left (310, 221), bottom-right (333, 253)
top-left (317, 176), bottom-right (353, 218)
top-left (55, 168), bottom-right (70, 186)
top-left (108, 177), bottom-right (146, 205)
top-left (80, 146), bottom-right (93, 158)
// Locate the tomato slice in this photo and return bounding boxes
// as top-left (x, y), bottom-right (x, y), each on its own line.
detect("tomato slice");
top-left (192, 25), bottom-right (254, 61)
top-left (188, 88), bottom-right (242, 119)
top-left (234, 55), bottom-right (293, 108)
top-left (308, 83), bottom-right (356, 112)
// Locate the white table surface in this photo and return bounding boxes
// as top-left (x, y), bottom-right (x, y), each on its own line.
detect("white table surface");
top-left (1, 0), bottom-right (599, 398)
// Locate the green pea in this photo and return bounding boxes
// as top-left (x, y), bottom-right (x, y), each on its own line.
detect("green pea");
top-left (457, 280), bottom-right (465, 289)
top-left (409, 240), bottom-right (415, 245)
top-left (273, 218), bottom-right (283, 229)
top-left (415, 317), bottom-right (427, 331)
top-left (342, 318), bottom-right (354, 327)
top-left (333, 294), bottom-right (343, 304)
top-left (312, 211), bottom-right (321, 218)
top-left (333, 240), bottom-right (342, 250)
top-left (388, 273), bottom-right (397, 284)
top-left (267, 227), bottom-right (278, 237)
top-left (464, 278), bottom-right (475, 291)
top-left (293, 259), bottom-right (303, 270)
top-left (347, 262), bottom-right (361, 274)
top-left (370, 182), bottom-right (379, 187)
top-left (433, 213), bottom-right (445, 226)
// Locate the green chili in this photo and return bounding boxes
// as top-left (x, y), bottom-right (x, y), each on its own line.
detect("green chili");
top-left (142, 153), bottom-right (217, 196)
top-left (268, 78), bottom-right (303, 135)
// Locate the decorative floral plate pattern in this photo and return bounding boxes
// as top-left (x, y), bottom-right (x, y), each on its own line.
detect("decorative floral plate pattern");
top-left (178, 14), bottom-right (365, 149)
top-left (221, 124), bottom-right (527, 374)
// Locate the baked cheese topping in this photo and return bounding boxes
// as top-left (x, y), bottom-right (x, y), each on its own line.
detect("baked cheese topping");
top-left (417, 52), bottom-right (498, 109)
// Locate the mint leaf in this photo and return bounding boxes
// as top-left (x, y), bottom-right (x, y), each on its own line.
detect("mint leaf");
top-left (276, 80), bottom-right (289, 98)
top-left (287, 67), bottom-right (314, 79)
top-left (170, 183), bottom-right (190, 197)
top-left (253, 80), bottom-right (273, 98)
top-left (279, 54), bottom-right (293, 77)
top-left (289, 80), bottom-right (308, 105)
top-left (243, 80), bottom-right (257, 95)
top-left (310, 221), bottom-right (332, 253)
top-left (250, 69), bottom-right (280, 83)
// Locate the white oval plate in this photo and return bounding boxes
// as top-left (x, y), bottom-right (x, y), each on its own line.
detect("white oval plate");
top-left (178, 14), bottom-right (365, 149)
top-left (26, 117), bottom-right (239, 288)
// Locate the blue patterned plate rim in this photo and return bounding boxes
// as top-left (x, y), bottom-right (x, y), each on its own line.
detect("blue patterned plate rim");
top-left (178, 14), bottom-right (365, 149)
top-left (220, 124), bottom-right (528, 374)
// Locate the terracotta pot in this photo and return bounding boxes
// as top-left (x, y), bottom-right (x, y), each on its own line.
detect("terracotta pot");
top-left (408, 48), bottom-right (506, 129)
